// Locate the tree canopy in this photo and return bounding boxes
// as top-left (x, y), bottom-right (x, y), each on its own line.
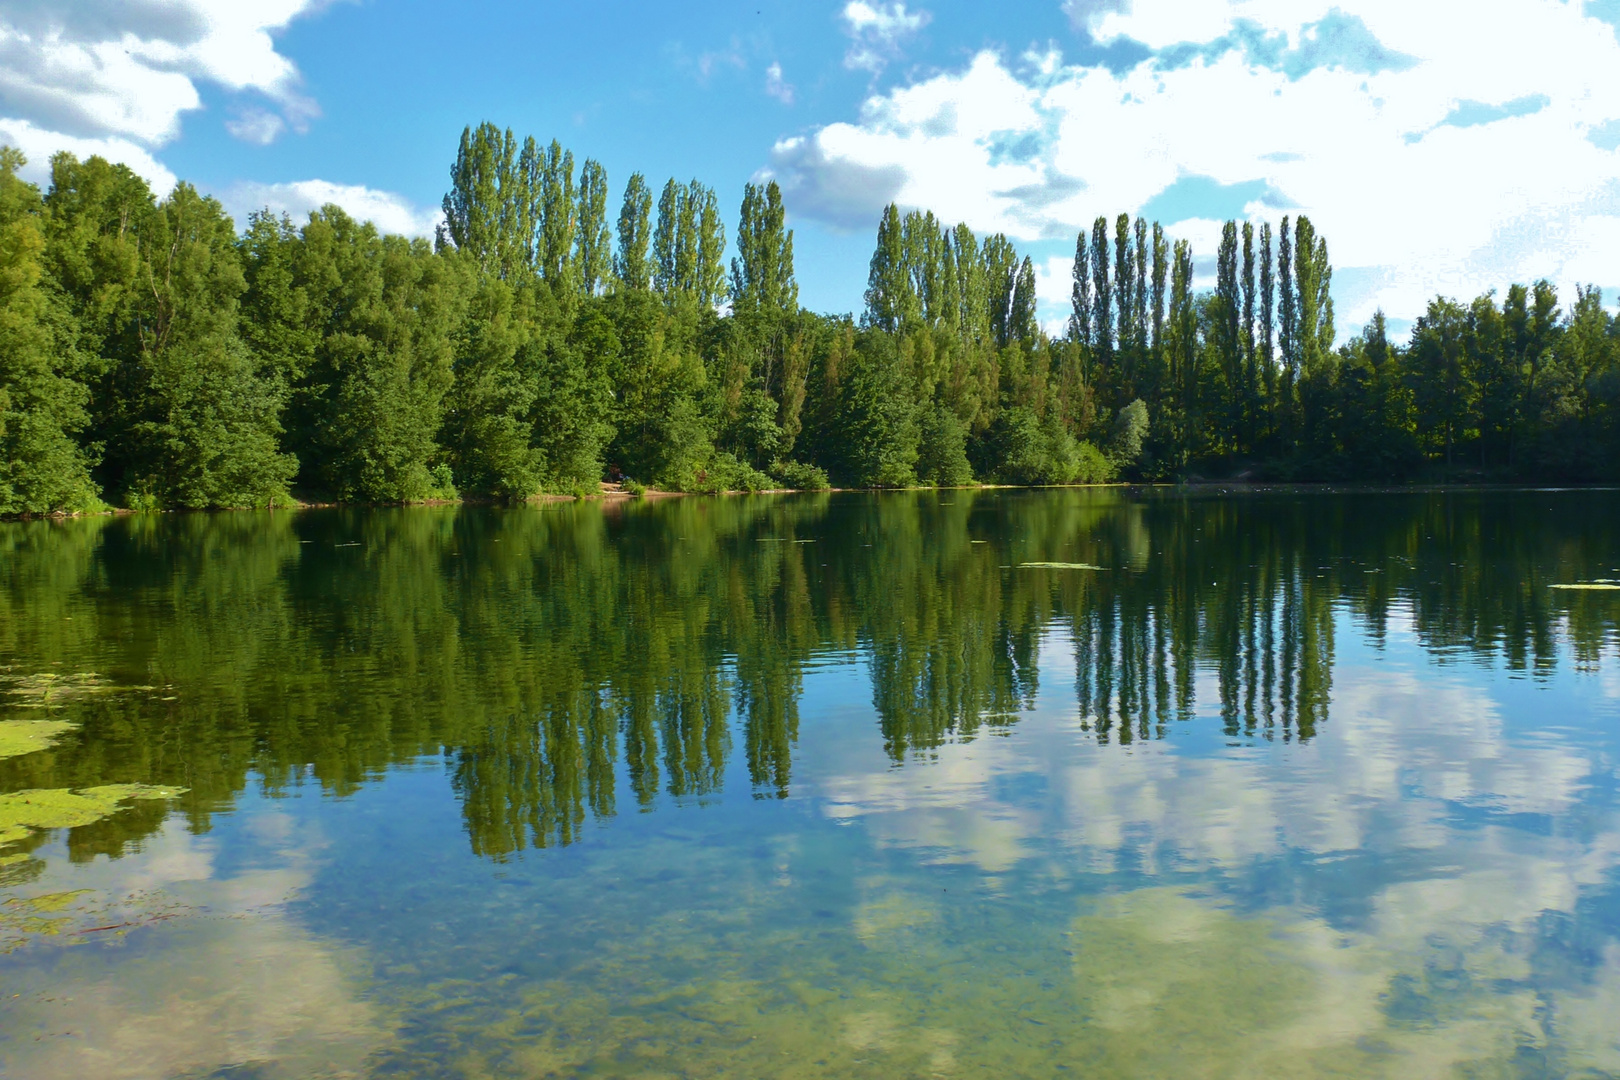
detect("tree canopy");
top-left (1, 126), bottom-right (1616, 515)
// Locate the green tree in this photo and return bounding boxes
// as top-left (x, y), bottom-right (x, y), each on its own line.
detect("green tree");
top-left (614, 173), bottom-right (653, 290)
top-left (731, 181), bottom-right (797, 317)
top-left (289, 206), bottom-right (463, 502)
top-left (575, 159), bottom-right (611, 296)
top-left (0, 147), bottom-right (99, 514)
top-left (440, 123), bottom-right (532, 280)
top-left (1406, 296), bottom-right (1475, 467)
top-left (539, 140), bottom-right (577, 292)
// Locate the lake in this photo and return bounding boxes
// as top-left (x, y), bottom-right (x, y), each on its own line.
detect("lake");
top-left (2, 488), bottom-right (1619, 1078)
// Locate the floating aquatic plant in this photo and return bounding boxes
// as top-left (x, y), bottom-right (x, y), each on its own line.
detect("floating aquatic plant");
top-left (0, 785), bottom-right (187, 848)
top-left (1018, 561), bottom-right (1107, 571)
top-left (0, 719), bottom-right (76, 762)
top-left (1, 671), bottom-right (155, 710)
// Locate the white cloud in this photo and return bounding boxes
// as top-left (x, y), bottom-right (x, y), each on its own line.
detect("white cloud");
top-left (776, 0), bottom-right (1620, 329)
top-left (224, 107), bottom-right (287, 146)
top-left (223, 179), bottom-right (443, 237)
top-left (842, 1), bottom-right (931, 74)
top-left (765, 61), bottom-right (795, 105)
top-left (0, 0), bottom-right (322, 184)
top-left (0, 115), bottom-right (176, 192)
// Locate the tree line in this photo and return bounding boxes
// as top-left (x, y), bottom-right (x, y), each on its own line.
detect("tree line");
top-left (2, 128), bottom-right (1618, 516)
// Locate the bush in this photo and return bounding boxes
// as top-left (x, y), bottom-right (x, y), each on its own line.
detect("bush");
top-left (622, 478), bottom-right (647, 497)
top-left (1109, 399), bottom-right (1150, 471)
top-left (672, 451), bottom-right (773, 493)
top-left (916, 404), bottom-right (973, 486)
top-left (771, 459), bottom-right (831, 490)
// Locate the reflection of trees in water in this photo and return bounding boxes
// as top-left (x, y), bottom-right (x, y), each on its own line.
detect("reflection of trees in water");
top-left (1, 490), bottom-right (1616, 862)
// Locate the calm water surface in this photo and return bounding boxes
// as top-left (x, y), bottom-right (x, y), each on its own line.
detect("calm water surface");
top-left (2, 489), bottom-right (1619, 1078)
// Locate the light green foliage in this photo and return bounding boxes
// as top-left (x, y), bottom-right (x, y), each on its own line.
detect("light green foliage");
top-left (613, 172), bottom-right (653, 290)
top-left (59, 168), bottom-right (296, 510)
top-left (730, 181), bottom-right (796, 317)
top-left (770, 459), bottom-right (830, 490)
top-left (1109, 398), bottom-right (1149, 468)
top-left (574, 159), bottom-right (611, 296)
top-left (0, 148), bottom-right (99, 515)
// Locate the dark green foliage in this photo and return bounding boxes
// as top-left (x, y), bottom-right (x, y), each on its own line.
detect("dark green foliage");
top-left (286, 207), bottom-right (462, 502)
top-left (916, 403), bottom-right (973, 486)
top-left (833, 332), bottom-right (918, 487)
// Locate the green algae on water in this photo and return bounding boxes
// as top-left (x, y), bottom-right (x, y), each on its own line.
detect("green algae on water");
top-left (1019, 561), bottom-right (1107, 571)
top-left (0, 719), bottom-right (75, 761)
top-left (0, 785), bottom-right (188, 848)
top-left (1, 671), bottom-right (155, 710)
top-left (1549, 583), bottom-right (1620, 591)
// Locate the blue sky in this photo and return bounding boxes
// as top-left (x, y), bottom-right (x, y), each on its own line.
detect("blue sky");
top-left (3, 0), bottom-right (1619, 337)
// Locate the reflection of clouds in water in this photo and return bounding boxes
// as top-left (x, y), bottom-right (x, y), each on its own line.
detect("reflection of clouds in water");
top-left (813, 644), bottom-right (1620, 1067)
top-left (0, 810), bottom-right (386, 1080)
top-left (819, 650), bottom-right (1604, 881)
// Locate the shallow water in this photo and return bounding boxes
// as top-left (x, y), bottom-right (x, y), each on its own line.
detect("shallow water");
top-left (2, 489), bottom-right (1619, 1078)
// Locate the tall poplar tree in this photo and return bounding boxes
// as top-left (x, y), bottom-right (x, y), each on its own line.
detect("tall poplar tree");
top-left (1132, 217), bottom-right (1149, 360)
top-left (1089, 217), bottom-right (1112, 376)
top-left (653, 179), bottom-right (682, 296)
top-left (982, 233), bottom-right (1019, 347)
top-left (1150, 223), bottom-right (1168, 385)
top-left (864, 204), bottom-right (914, 332)
top-left (539, 140), bottom-right (577, 291)
top-left (615, 173), bottom-right (653, 290)
top-left (1069, 229), bottom-right (1091, 346)
top-left (1113, 213), bottom-right (1134, 391)
top-left (1166, 239), bottom-right (1197, 460)
top-left (1241, 221), bottom-right (1257, 433)
top-left (692, 182), bottom-right (727, 308)
top-left (1278, 215), bottom-right (1296, 380)
top-left (732, 180), bottom-right (797, 316)
top-left (1215, 220), bottom-right (1241, 444)
top-left (1009, 256), bottom-right (1038, 346)
top-left (1259, 222), bottom-right (1275, 404)
top-left (1294, 216), bottom-right (1333, 376)
top-left (441, 123), bottom-right (531, 279)
top-left (575, 159), bottom-right (611, 296)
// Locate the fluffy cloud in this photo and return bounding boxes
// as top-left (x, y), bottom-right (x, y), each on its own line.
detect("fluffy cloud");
top-left (0, 115), bottom-right (175, 190)
top-left (842, 1), bottom-right (931, 74)
top-left (223, 179), bottom-right (443, 237)
top-left (774, 0), bottom-right (1620, 329)
top-left (0, 0), bottom-right (321, 160)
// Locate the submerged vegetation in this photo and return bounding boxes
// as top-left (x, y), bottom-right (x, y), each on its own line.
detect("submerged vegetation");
top-left (2, 127), bottom-right (1618, 517)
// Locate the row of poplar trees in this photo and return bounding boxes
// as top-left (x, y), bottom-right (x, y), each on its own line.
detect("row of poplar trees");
top-left (1061, 213), bottom-right (1619, 479)
top-left (3, 126), bottom-right (1618, 516)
